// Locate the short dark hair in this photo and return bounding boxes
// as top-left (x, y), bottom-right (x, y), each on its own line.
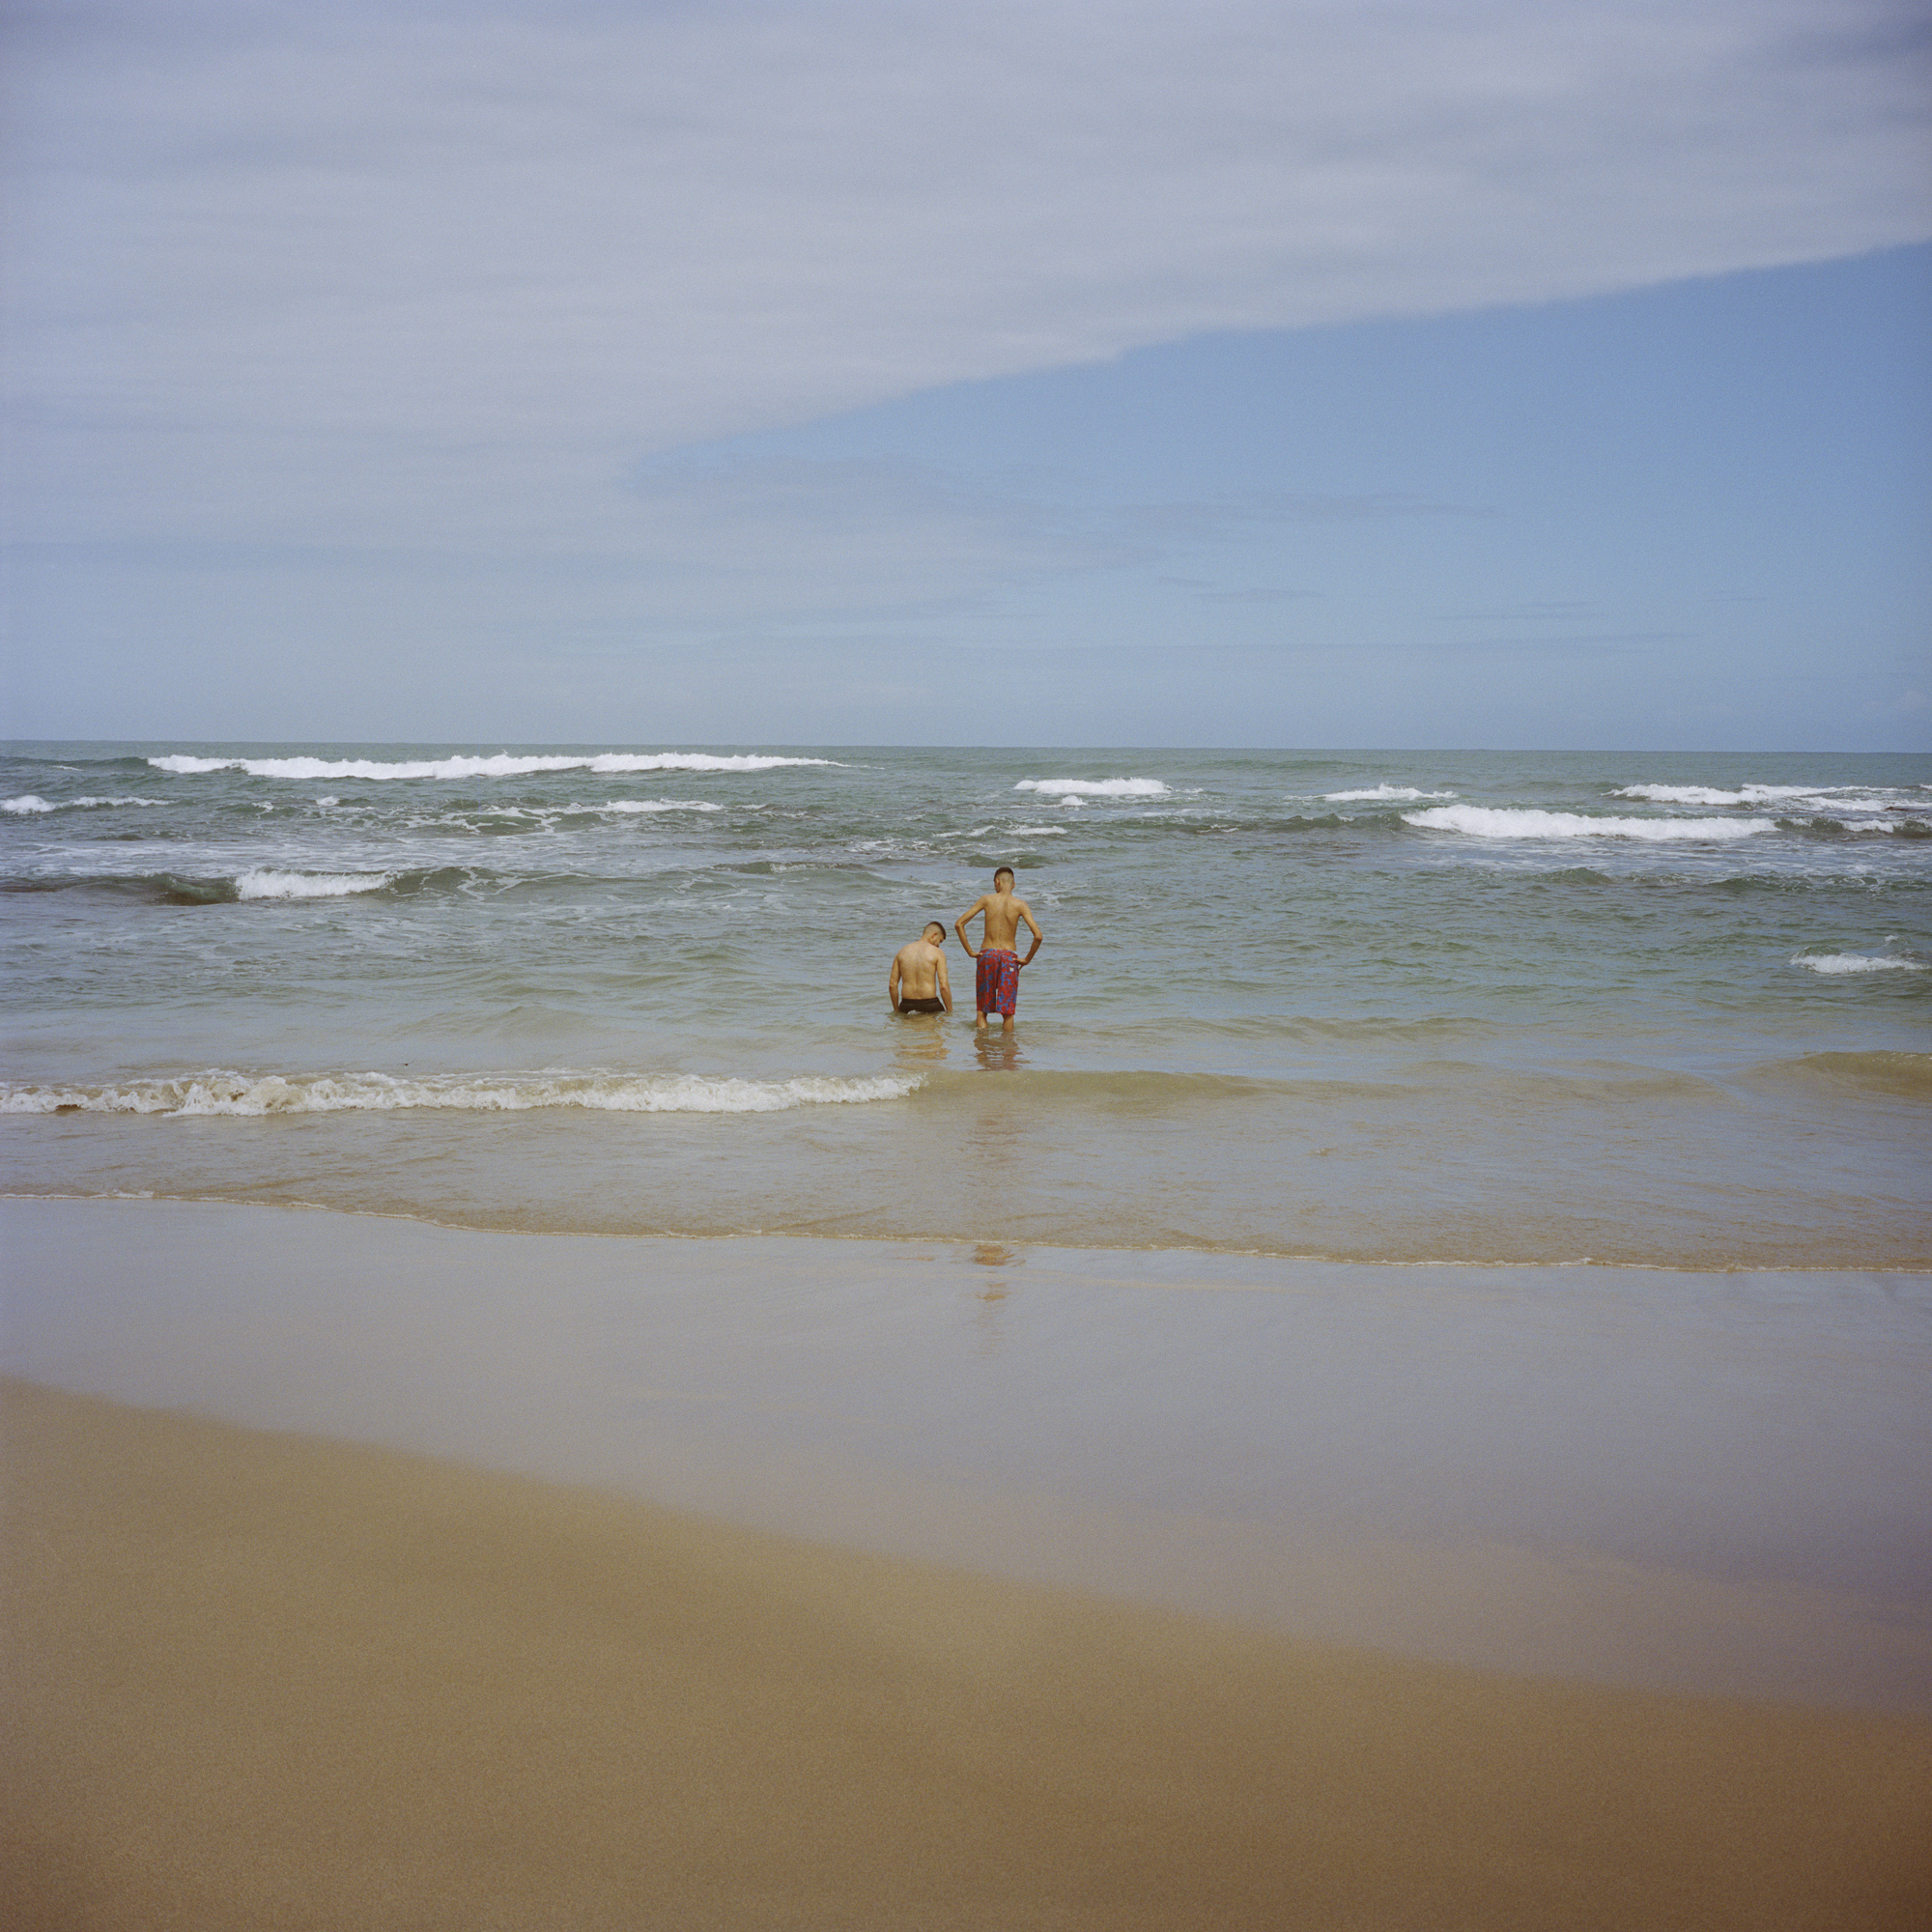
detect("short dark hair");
top-left (924, 921), bottom-right (946, 941)
top-left (994, 866), bottom-right (1015, 884)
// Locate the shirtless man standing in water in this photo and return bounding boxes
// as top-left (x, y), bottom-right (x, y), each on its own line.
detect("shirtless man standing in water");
top-left (955, 867), bottom-right (1043, 1033)
top-left (889, 923), bottom-right (952, 1015)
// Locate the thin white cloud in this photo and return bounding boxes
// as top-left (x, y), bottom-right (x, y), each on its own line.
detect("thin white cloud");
top-left (5, 0), bottom-right (1925, 559)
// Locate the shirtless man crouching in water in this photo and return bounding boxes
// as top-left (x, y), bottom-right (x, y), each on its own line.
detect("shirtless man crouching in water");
top-left (955, 867), bottom-right (1042, 1033)
top-left (889, 922), bottom-right (952, 1015)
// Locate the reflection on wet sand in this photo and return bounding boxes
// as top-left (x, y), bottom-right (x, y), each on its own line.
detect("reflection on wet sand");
top-left (10, 1198), bottom-right (1932, 1713)
top-left (974, 1031), bottom-right (1023, 1073)
top-left (971, 1280), bottom-right (1009, 1355)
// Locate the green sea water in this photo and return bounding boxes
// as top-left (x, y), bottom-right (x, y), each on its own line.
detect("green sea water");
top-left (4, 742), bottom-right (1927, 1266)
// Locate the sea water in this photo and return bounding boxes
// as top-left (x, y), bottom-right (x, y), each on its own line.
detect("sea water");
top-left (3, 743), bottom-right (1927, 1268)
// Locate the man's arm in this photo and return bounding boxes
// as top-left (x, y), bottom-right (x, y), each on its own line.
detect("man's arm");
top-left (1015, 898), bottom-right (1044, 967)
top-left (954, 897), bottom-right (987, 956)
top-left (888, 954), bottom-right (902, 1009)
top-left (936, 952), bottom-right (952, 1011)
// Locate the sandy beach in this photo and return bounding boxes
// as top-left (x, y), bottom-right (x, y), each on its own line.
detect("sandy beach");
top-left (5, 1197), bottom-right (1932, 1924)
top-left (8, 0), bottom-right (1928, 1914)
top-left (10, 1376), bottom-right (1931, 1931)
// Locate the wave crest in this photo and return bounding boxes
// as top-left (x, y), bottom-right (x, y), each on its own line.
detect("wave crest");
top-left (1014, 778), bottom-right (1169, 798)
top-left (1323, 785), bottom-right (1456, 802)
top-left (593, 799), bottom-right (724, 814)
top-left (1615, 782), bottom-right (1917, 813)
top-left (1, 1067), bottom-right (923, 1117)
top-left (3, 793), bottom-right (169, 814)
top-left (235, 868), bottom-right (395, 899)
top-left (149, 752), bottom-right (835, 781)
top-left (1404, 806), bottom-right (1775, 842)
top-left (1791, 952), bottom-right (1928, 976)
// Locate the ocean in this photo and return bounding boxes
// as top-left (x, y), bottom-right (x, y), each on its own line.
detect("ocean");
top-left (3, 742), bottom-right (1927, 1269)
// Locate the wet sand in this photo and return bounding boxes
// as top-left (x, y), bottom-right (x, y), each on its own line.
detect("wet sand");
top-left (9, 1378), bottom-right (1931, 1931)
top-left (7, 1197), bottom-right (1932, 1923)
top-left (7, 1198), bottom-right (1930, 1709)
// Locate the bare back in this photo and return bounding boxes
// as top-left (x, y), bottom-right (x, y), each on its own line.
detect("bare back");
top-left (891, 938), bottom-right (947, 1001)
top-left (958, 890), bottom-right (1040, 956)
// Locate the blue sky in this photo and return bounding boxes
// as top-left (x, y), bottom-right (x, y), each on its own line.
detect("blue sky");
top-left (3, 2), bottom-right (1927, 748)
top-left (660, 248), bottom-right (1929, 747)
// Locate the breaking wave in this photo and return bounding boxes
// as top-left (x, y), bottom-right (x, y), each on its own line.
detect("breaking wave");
top-left (1, 1067), bottom-right (924, 1117)
top-left (1404, 806), bottom-right (1775, 842)
top-left (1014, 778), bottom-right (1170, 798)
top-left (1323, 785), bottom-right (1456, 802)
top-left (593, 799), bottom-right (724, 814)
top-left (3, 793), bottom-right (167, 815)
top-left (234, 868), bottom-right (395, 900)
top-left (1614, 782), bottom-right (1917, 812)
top-left (1791, 952), bottom-right (1929, 976)
top-left (149, 752), bottom-right (836, 781)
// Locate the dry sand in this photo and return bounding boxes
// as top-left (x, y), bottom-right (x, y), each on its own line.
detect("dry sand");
top-left (6, 1378), bottom-right (1929, 1930)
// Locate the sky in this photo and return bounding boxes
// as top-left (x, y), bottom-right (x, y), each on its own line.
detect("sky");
top-left (2, 0), bottom-right (1928, 749)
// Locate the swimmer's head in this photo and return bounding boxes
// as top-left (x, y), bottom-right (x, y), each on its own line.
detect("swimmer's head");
top-left (924, 922), bottom-right (946, 943)
top-left (993, 867), bottom-right (1014, 888)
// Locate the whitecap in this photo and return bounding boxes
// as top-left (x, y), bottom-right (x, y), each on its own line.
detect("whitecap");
top-left (1614, 782), bottom-right (1906, 810)
top-left (5, 792), bottom-right (168, 815)
top-left (590, 799), bottom-right (724, 814)
top-left (1014, 778), bottom-right (1170, 797)
top-left (149, 752), bottom-right (836, 781)
top-left (234, 868), bottom-right (395, 899)
top-left (0, 1067), bottom-right (923, 1117)
top-left (1008, 825), bottom-right (1070, 837)
top-left (1404, 806), bottom-right (1776, 841)
top-left (1790, 952), bottom-right (1928, 976)
top-left (1323, 785), bottom-right (1457, 803)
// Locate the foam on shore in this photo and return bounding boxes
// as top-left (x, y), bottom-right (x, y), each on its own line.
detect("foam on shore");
top-left (0, 1067), bottom-right (922, 1116)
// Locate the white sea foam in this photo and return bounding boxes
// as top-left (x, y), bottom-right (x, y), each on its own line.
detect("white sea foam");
top-left (0, 1068), bottom-right (923, 1117)
top-left (234, 868), bottom-right (394, 899)
top-left (1790, 952), bottom-right (1928, 976)
top-left (1009, 825), bottom-right (1069, 837)
top-left (150, 753), bottom-right (835, 781)
top-left (1014, 778), bottom-right (1170, 797)
top-left (1614, 782), bottom-right (1906, 810)
top-left (3, 793), bottom-right (167, 814)
top-left (1404, 806), bottom-right (1776, 842)
top-left (1323, 785), bottom-right (1457, 803)
top-left (592, 798), bottom-right (724, 814)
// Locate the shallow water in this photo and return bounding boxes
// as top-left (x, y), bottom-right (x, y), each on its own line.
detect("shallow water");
top-left (4, 742), bottom-right (1927, 1265)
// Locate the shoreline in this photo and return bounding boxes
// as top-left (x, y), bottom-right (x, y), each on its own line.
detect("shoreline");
top-left (6, 1185), bottom-right (1929, 1276)
top-left (9, 1378), bottom-right (1931, 1930)
top-left (6, 1193), bottom-right (1930, 1714)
